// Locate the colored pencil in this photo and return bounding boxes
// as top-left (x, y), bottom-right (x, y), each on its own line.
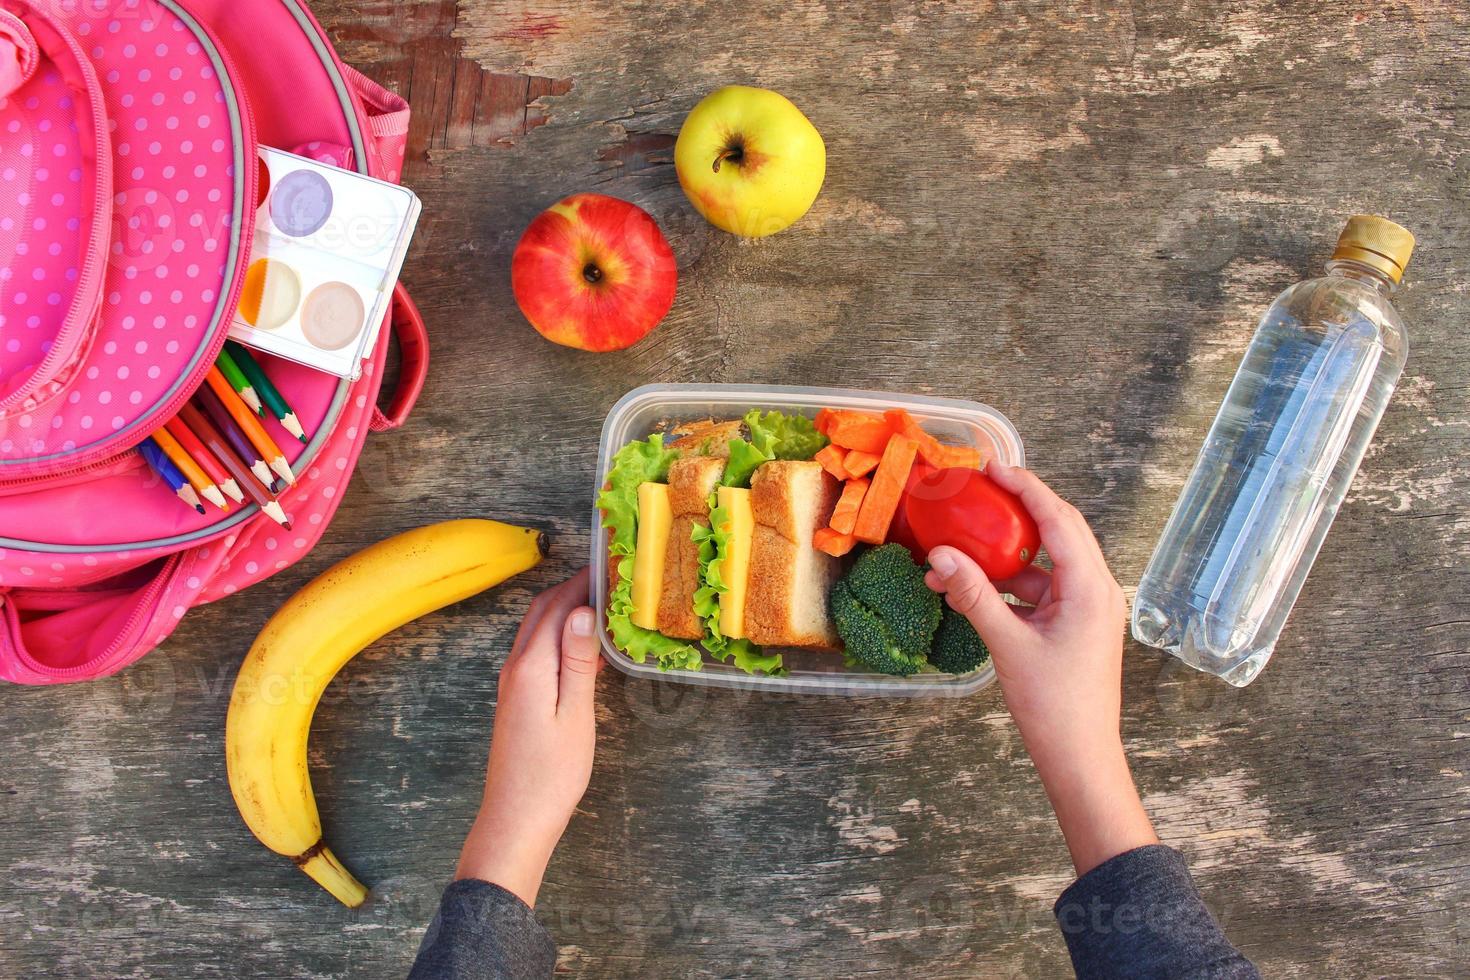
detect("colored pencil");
top-left (177, 403), bottom-right (291, 529)
top-left (215, 346), bottom-right (263, 415)
top-left (151, 426), bottom-right (228, 510)
top-left (226, 341), bottom-right (306, 442)
top-left (192, 386), bottom-right (274, 490)
top-left (204, 366), bottom-right (295, 486)
top-left (140, 437), bottom-right (205, 514)
top-left (164, 415), bottom-right (244, 503)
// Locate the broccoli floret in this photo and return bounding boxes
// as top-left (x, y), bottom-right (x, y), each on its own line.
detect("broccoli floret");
top-left (830, 544), bottom-right (943, 677)
top-left (929, 609), bottom-right (991, 674)
top-left (842, 544), bottom-right (941, 657)
top-left (829, 581), bottom-right (923, 677)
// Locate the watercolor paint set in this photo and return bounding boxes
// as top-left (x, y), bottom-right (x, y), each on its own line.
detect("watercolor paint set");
top-left (229, 147), bottom-right (422, 379)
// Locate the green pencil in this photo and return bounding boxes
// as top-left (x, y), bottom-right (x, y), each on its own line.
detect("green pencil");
top-left (215, 346), bottom-right (263, 415)
top-left (226, 340), bottom-right (306, 442)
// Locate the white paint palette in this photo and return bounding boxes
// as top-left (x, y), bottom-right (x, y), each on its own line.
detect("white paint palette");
top-left (228, 147), bottom-right (421, 379)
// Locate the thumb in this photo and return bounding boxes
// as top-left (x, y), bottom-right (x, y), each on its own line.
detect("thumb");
top-left (926, 547), bottom-right (1027, 650)
top-left (557, 606), bottom-right (603, 714)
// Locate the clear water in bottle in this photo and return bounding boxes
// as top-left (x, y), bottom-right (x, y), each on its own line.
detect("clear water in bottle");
top-left (1132, 216), bottom-right (1414, 686)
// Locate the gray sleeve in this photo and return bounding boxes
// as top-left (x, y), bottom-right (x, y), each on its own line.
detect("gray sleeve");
top-left (1053, 845), bottom-right (1259, 980)
top-left (407, 879), bottom-right (556, 980)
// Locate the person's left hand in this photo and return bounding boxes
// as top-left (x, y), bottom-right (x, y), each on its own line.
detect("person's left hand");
top-left (455, 568), bottom-right (602, 905)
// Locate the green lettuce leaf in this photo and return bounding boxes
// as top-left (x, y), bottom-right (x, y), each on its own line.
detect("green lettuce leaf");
top-left (725, 638), bottom-right (786, 676)
top-left (597, 436), bottom-right (702, 672)
top-left (691, 495), bottom-right (785, 676)
top-left (744, 409), bottom-right (828, 461)
top-left (720, 439), bottom-right (770, 488)
top-left (720, 410), bottom-right (828, 490)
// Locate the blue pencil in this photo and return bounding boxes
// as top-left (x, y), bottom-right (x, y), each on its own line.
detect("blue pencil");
top-left (141, 436), bottom-right (205, 514)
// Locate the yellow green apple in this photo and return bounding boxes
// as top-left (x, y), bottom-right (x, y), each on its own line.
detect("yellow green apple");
top-left (674, 86), bottom-right (825, 238)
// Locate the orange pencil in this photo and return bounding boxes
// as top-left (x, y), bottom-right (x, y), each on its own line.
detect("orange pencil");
top-left (205, 366), bottom-right (295, 486)
top-left (177, 403), bottom-right (291, 529)
top-left (151, 426), bottom-right (228, 511)
top-left (164, 415), bottom-right (244, 503)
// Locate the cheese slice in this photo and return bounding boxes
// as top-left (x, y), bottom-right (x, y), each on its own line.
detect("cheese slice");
top-left (630, 482), bottom-right (672, 630)
top-left (715, 486), bottom-right (754, 639)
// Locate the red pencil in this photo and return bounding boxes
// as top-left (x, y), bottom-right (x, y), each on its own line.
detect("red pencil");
top-left (164, 414), bottom-right (244, 504)
top-left (177, 403), bottom-right (291, 529)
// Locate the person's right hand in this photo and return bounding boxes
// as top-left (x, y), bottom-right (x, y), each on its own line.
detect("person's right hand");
top-left (455, 569), bottom-right (602, 905)
top-left (924, 463), bottom-right (1156, 876)
top-left (924, 462), bottom-right (1127, 761)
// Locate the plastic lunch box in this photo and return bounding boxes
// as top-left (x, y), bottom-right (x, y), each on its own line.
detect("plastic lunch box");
top-left (589, 384), bottom-right (1026, 698)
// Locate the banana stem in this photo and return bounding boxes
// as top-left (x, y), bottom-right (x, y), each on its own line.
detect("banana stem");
top-left (297, 844), bottom-right (369, 907)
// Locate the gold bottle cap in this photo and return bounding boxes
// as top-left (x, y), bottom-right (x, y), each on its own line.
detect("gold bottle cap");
top-left (1331, 215), bottom-right (1415, 284)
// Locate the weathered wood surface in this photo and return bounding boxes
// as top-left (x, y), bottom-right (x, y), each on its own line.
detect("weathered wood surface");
top-left (3, 1), bottom-right (1469, 976)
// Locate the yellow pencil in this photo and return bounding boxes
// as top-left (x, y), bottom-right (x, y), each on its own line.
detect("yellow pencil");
top-left (152, 426), bottom-right (229, 510)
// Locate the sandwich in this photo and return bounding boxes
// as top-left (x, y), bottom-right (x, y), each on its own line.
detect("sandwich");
top-left (599, 410), bottom-right (837, 675)
top-left (652, 454), bottom-right (725, 640)
top-left (743, 460), bottom-right (841, 648)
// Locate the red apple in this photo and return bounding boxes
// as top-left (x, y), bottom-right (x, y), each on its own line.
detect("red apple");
top-left (510, 193), bottom-right (677, 352)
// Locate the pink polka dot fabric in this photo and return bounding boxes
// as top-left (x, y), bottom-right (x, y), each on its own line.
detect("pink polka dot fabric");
top-left (0, 0), bottom-right (414, 684)
top-left (0, 0), bottom-right (245, 477)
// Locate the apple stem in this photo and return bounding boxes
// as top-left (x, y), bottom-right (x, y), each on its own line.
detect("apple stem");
top-left (712, 142), bottom-right (744, 173)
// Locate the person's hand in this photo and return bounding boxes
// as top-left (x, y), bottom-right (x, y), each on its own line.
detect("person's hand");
top-left (455, 568), bottom-right (602, 905)
top-left (925, 463), bottom-right (1127, 762)
top-left (924, 464), bottom-right (1156, 876)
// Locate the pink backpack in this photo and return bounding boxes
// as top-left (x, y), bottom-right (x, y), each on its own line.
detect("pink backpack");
top-left (0, 0), bottom-right (427, 684)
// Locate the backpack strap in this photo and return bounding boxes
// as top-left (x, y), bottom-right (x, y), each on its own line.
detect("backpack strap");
top-left (369, 283), bottom-right (429, 432)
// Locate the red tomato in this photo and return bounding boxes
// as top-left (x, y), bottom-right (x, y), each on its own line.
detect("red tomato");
top-left (903, 467), bottom-right (1040, 580)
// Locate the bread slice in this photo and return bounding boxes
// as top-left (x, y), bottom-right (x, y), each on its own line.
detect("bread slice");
top-left (744, 460), bottom-right (842, 649)
top-left (656, 456), bottom-right (725, 639)
top-left (669, 419), bottom-right (745, 458)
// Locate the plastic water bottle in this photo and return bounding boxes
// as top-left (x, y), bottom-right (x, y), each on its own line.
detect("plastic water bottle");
top-left (1132, 216), bottom-right (1415, 686)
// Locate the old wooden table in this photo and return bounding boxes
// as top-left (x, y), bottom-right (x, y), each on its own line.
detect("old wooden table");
top-left (4, 1), bottom-right (1468, 976)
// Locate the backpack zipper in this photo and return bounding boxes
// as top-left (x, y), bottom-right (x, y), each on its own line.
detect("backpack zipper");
top-left (0, 6), bottom-right (112, 417)
top-left (0, 448), bottom-right (142, 496)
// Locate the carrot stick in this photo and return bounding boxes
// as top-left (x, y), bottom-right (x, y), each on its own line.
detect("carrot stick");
top-left (853, 433), bottom-right (917, 544)
top-left (824, 410), bottom-right (893, 454)
top-left (828, 477), bottom-right (869, 535)
top-left (841, 449), bottom-right (881, 479)
top-left (815, 444), bottom-right (850, 481)
top-left (813, 527), bottom-right (857, 557)
top-left (883, 408), bottom-right (984, 470)
top-left (932, 444), bottom-right (985, 469)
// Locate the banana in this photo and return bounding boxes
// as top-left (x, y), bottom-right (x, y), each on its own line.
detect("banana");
top-left (225, 518), bottom-right (546, 907)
